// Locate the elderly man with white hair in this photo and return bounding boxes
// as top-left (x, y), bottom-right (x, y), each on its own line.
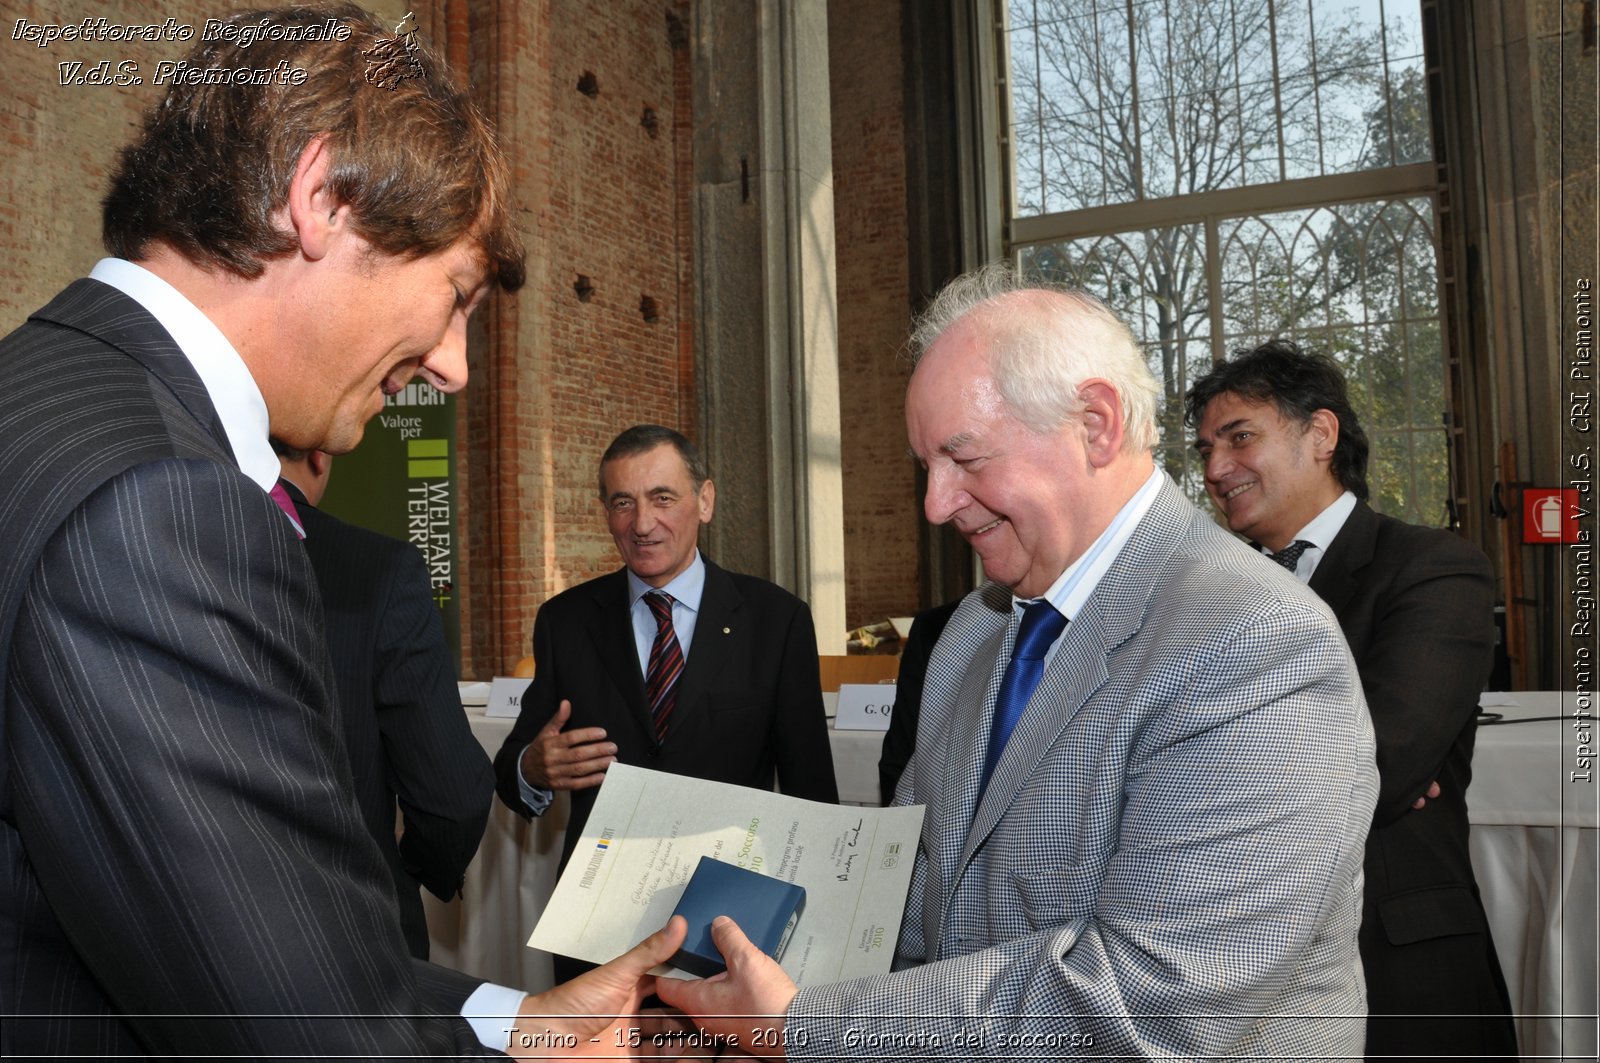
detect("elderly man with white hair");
top-left (660, 264), bottom-right (1380, 1060)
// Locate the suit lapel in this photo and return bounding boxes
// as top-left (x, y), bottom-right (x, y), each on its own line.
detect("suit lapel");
top-left (963, 608), bottom-right (1109, 859)
top-left (672, 559), bottom-right (740, 731)
top-left (919, 583), bottom-right (1011, 918)
top-left (0, 280), bottom-right (236, 809)
top-left (32, 279), bottom-right (232, 459)
top-left (956, 477), bottom-right (1193, 870)
top-left (584, 571), bottom-right (655, 738)
top-left (1308, 501), bottom-right (1377, 619)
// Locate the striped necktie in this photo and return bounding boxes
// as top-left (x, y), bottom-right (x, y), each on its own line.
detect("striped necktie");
top-left (643, 592), bottom-right (684, 742)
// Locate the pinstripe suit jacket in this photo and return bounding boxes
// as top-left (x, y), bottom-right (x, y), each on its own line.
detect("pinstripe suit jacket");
top-left (791, 476), bottom-right (1379, 1060)
top-left (0, 280), bottom-right (493, 1058)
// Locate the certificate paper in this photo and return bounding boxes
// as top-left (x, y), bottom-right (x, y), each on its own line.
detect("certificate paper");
top-left (528, 764), bottom-right (925, 985)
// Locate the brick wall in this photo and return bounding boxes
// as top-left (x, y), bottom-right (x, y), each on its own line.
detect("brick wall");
top-left (467, 0), bottom-right (691, 673)
top-left (0, 0), bottom-right (921, 670)
top-left (0, 1), bottom-right (694, 677)
top-left (828, 0), bottom-right (923, 629)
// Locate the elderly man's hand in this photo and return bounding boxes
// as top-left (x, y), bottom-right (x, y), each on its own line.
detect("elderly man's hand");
top-left (520, 699), bottom-right (616, 791)
top-left (505, 917), bottom-right (718, 1059)
top-left (653, 916), bottom-right (799, 1061)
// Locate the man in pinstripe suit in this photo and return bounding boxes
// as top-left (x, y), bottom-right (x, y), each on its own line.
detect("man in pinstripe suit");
top-left (661, 265), bottom-right (1380, 1059)
top-left (0, 5), bottom-right (681, 1058)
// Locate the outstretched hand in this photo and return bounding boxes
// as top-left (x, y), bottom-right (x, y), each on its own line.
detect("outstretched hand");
top-left (507, 917), bottom-right (698, 1059)
top-left (520, 699), bottom-right (616, 791)
top-left (654, 916), bottom-right (800, 1061)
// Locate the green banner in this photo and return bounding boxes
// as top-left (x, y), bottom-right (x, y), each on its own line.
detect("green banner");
top-left (319, 382), bottom-right (460, 668)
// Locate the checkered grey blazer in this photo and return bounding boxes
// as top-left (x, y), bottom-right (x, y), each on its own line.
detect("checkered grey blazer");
top-left (791, 475), bottom-right (1378, 1059)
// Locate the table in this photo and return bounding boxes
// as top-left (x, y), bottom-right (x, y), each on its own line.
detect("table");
top-left (825, 693), bottom-right (888, 805)
top-left (1470, 692), bottom-right (1598, 1059)
top-left (431, 691), bottom-right (1599, 1057)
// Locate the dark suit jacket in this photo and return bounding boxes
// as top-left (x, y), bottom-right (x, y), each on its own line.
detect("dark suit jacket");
top-left (282, 480), bottom-right (493, 960)
top-left (877, 601), bottom-right (959, 805)
top-left (0, 280), bottom-right (491, 1058)
top-left (493, 561), bottom-right (838, 868)
top-left (1308, 502), bottom-right (1516, 1056)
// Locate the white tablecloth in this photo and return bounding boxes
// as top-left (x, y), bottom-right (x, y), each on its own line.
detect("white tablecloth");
top-left (1470, 693), bottom-right (1598, 1059)
top-left (432, 690), bottom-right (1600, 1055)
top-left (1473, 691), bottom-right (1597, 827)
top-left (827, 722), bottom-right (887, 806)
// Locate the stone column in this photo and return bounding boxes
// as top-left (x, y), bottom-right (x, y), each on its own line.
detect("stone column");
top-left (691, 0), bottom-right (847, 651)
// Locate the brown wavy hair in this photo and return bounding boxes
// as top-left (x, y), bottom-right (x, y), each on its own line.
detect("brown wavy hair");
top-left (102, 3), bottom-right (524, 292)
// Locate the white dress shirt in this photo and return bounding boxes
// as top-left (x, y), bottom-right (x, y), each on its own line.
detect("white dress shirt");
top-left (1268, 490), bottom-right (1358, 582)
top-left (1020, 465), bottom-right (1166, 665)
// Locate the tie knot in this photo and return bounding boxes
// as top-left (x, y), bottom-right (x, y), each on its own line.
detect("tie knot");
top-left (1013, 600), bottom-right (1067, 661)
top-left (1271, 539), bottom-right (1312, 571)
top-left (645, 591), bottom-right (675, 624)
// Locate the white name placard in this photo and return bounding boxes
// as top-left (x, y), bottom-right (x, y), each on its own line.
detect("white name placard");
top-left (484, 675), bottom-right (529, 718)
top-left (833, 682), bottom-right (896, 731)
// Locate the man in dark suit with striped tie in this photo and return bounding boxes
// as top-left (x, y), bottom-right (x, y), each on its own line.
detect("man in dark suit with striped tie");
top-left (276, 445), bottom-right (493, 961)
top-left (494, 424), bottom-right (838, 980)
top-left (0, 5), bottom-right (683, 1058)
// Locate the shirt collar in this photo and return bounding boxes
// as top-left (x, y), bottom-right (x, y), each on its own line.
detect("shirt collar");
top-left (626, 550), bottom-right (707, 612)
top-left (1288, 490), bottom-right (1358, 552)
top-left (1270, 490), bottom-right (1357, 580)
top-left (88, 258), bottom-right (279, 492)
top-left (1024, 464), bottom-right (1165, 621)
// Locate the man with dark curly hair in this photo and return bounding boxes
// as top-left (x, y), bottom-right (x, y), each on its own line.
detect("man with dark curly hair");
top-left (1186, 340), bottom-right (1518, 1061)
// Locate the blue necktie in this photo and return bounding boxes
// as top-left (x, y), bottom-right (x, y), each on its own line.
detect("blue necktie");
top-left (981, 599), bottom-right (1068, 792)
